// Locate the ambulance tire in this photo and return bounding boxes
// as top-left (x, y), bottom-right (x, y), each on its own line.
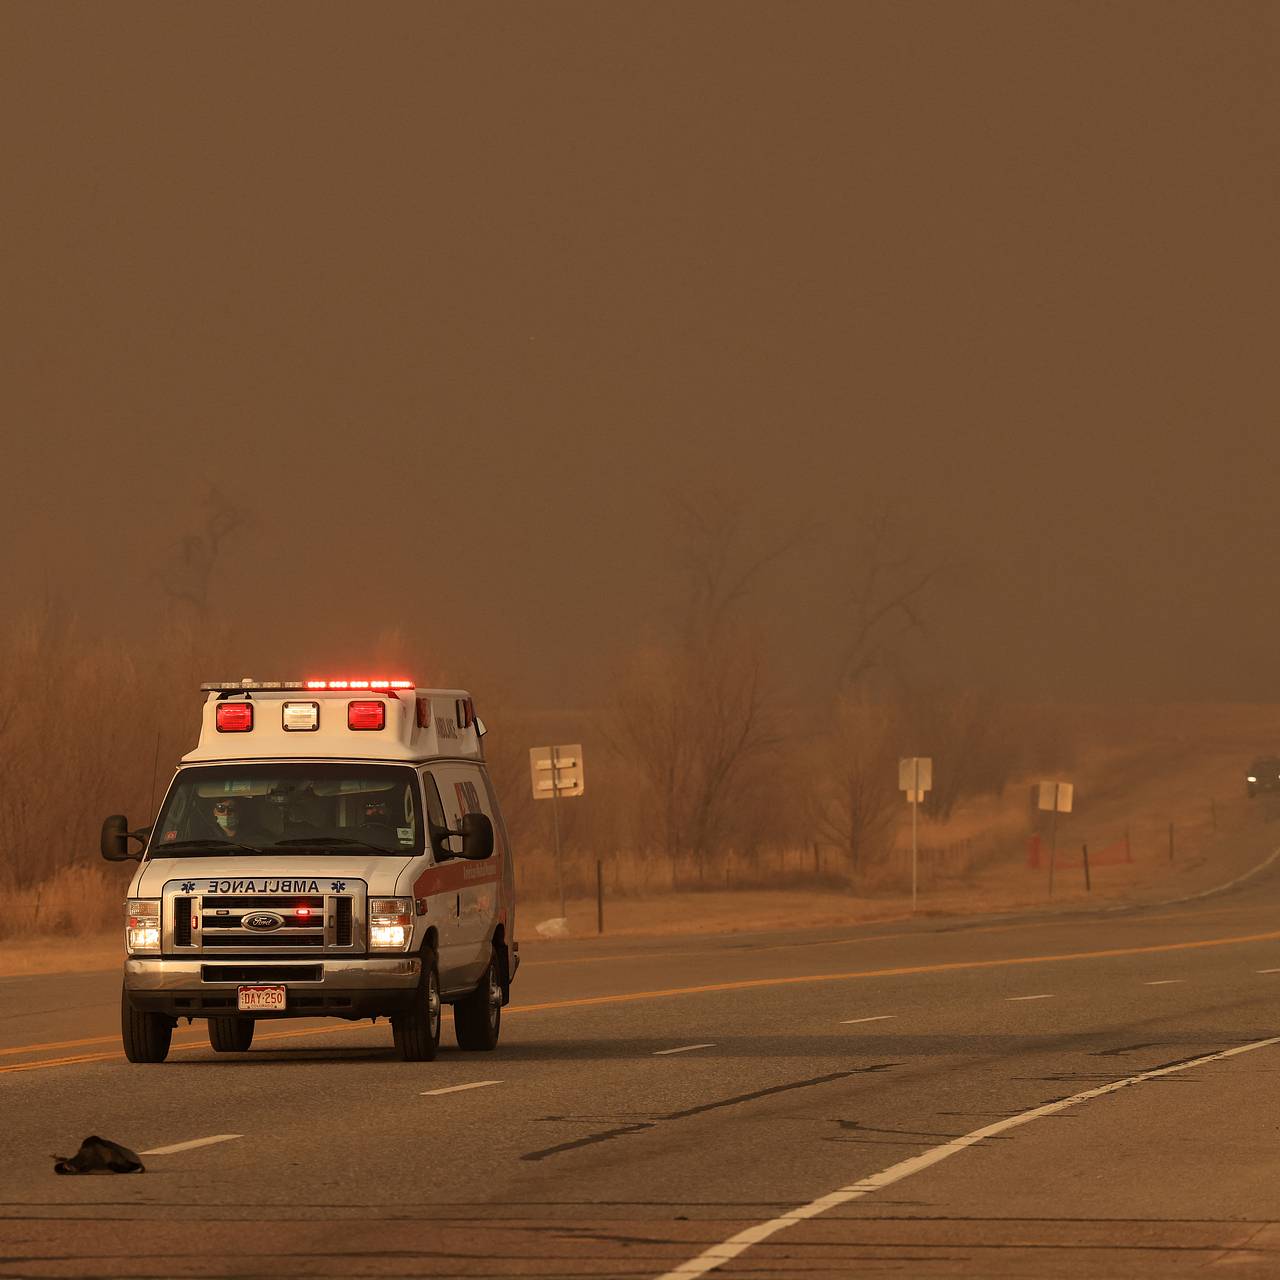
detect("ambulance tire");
top-left (454, 946), bottom-right (502, 1051)
top-left (121, 987), bottom-right (173, 1064)
top-left (207, 1017), bottom-right (255, 1053)
top-left (393, 948), bottom-right (442, 1061)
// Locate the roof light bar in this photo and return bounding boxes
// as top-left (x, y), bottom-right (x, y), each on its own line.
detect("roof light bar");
top-left (304, 679), bottom-right (415, 691)
top-left (201, 679), bottom-right (415, 692)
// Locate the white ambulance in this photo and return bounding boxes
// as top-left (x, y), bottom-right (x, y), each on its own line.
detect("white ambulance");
top-left (102, 679), bottom-right (517, 1064)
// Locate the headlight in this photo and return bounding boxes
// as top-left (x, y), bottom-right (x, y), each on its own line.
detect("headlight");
top-left (1248, 776), bottom-right (1257, 782)
top-left (369, 898), bottom-right (413, 951)
top-left (126, 899), bottom-right (161, 953)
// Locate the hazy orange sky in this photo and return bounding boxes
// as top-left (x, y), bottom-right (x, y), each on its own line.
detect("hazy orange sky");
top-left (2, 3), bottom-right (1275, 704)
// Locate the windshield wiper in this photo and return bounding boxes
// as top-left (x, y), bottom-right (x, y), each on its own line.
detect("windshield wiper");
top-left (265, 837), bottom-right (399, 855)
top-left (149, 839), bottom-right (266, 856)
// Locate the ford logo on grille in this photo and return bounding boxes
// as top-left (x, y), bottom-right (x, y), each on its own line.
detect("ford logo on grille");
top-left (243, 911), bottom-right (285, 932)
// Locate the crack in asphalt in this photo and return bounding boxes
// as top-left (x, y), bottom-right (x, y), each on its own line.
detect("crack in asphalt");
top-left (520, 1067), bottom-right (897, 1162)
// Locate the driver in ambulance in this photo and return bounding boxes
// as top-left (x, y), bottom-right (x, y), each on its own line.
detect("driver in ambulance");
top-left (208, 796), bottom-right (268, 845)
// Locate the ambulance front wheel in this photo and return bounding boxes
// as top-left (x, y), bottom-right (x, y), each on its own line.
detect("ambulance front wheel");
top-left (454, 946), bottom-right (502, 1051)
top-left (121, 986), bottom-right (173, 1064)
top-left (392, 948), bottom-right (442, 1061)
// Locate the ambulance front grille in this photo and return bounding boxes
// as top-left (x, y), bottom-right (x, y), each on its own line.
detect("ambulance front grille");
top-left (173, 893), bottom-right (360, 954)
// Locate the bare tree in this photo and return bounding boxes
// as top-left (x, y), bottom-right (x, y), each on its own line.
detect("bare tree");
top-left (835, 503), bottom-right (951, 692)
top-left (157, 486), bottom-right (251, 610)
top-left (675, 495), bottom-right (813, 645)
top-left (609, 496), bottom-right (800, 870)
top-left (807, 694), bottom-right (902, 876)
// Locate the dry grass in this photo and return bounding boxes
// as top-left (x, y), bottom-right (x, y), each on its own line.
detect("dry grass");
top-left (8, 702), bottom-right (1280, 971)
top-left (1, 864), bottom-right (132, 941)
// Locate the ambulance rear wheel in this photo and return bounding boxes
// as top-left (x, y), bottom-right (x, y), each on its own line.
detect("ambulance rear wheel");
top-left (121, 987), bottom-right (172, 1064)
top-left (208, 1017), bottom-right (255, 1052)
top-left (393, 949), bottom-right (441, 1061)
top-left (454, 947), bottom-right (502, 1051)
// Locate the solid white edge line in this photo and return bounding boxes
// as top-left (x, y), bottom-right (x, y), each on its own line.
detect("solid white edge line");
top-left (654, 1035), bottom-right (1280, 1279)
top-left (840, 1016), bottom-right (896, 1024)
top-left (420, 1080), bottom-right (503, 1096)
top-left (1006, 994), bottom-right (1055, 1001)
top-left (654, 1043), bottom-right (716, 1056)
top-left (140, 1134), bottom-right (242, 1156)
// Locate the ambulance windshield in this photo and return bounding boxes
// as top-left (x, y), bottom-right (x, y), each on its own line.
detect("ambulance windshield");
top-left (149, 763), bottom-right (423, 856)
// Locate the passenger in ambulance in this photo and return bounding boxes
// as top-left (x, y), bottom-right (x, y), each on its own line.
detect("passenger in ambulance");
top-left (358, 797), bottom-right (398, 849)
top-left (280, 786), bottom-right (326, 839)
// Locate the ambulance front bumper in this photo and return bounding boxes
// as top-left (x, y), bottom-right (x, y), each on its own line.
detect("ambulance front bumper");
top-left (123, 957), bottom-right (422, 1019)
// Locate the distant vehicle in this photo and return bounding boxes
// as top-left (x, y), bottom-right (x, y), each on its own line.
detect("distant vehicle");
top-left (1245, 756), bottom-right (1280, 799)
top-left (102, 678), bottom-right (517, 1064)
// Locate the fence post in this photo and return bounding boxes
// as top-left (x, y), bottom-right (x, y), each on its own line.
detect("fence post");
top-left (1082, 842), bottom-right (1091, 892)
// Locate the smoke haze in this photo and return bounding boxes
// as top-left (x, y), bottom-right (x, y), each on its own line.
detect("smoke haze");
top-left (3, 3), bottom-right (1276, 704)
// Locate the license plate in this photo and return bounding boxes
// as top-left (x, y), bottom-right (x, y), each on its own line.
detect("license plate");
top-left (237, 985), bottom-right (286, 1012)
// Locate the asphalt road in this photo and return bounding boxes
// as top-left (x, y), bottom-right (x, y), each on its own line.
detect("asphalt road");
top-left (4, 874), bottom-right (1280, 1279)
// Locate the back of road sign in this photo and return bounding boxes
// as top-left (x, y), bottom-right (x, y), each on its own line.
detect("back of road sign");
top-left (1037, 780), bottom-right (1074, 813)
top-left (899, 757), bottom-right (933, 793)
top-left (530, 744), bottom-right (585, 799)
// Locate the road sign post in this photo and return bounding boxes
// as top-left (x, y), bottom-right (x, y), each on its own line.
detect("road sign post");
top-left (1037, 781), bottom-right (1074, 895)
top-left (530, 744), bottom-right (585, 919)
top-left (899, 757), bottom-right (933, 912)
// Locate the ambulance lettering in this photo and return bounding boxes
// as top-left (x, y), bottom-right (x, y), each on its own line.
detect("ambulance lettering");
top-left (205, 878), bottom-right (321, 894)
top-left (454, 780), bottom-right (482, 815)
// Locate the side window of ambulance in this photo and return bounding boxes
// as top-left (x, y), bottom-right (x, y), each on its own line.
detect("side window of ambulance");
top-left (422, 772), bottom-right (450, 860)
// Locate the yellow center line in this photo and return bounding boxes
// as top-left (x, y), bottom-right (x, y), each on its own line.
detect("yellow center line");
top-left (0, 1033), bottom-right (121, 1058)
top-left (0, 1022), bottom-right (372, 1074)
top-left (519, 901), bottom-right (1266, 967)
top-left (0, 908), bottom-right (1253, 1057)
top-left (5, 927), bottom-right (1280, 1076)
top-left (503, 928), bottom-right (1280, 1012)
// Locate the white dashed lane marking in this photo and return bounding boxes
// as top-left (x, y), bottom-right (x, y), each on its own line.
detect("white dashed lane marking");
top-left (1007, 994), bottom-right (1055, 1001)
top-left (420, 1080), bottom-right (503, 1096)
top-left (1258, 969), bottom-right (1280, 974)
top-left (654, 1043), bottom-right (716, 1056)
top-left (840, 1016), bottom-right (896, 1025)
top-left (1145, 979), bottom-right (1184, 985)
top-left (141, 1134), bottom-right (241, 1156)
top-left (658, 1036), bottom-right (1280, 1279)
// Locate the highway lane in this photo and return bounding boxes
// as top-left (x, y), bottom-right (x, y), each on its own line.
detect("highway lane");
top-left (2, 884), bottom-right (1280, 1278)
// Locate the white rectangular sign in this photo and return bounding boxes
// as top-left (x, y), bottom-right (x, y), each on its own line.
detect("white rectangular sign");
top-left (899, 757), bottom-right (932, 793)
top-left (1037, 781), bottom-right (1074, 813)
top-left (529, 744), bottom-right (585, 800)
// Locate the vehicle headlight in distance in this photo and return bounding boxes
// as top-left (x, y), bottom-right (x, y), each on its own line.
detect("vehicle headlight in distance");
top-left (1248, 776), bottom-right (1257, 782)
top-left (369, 898), bottom-right (413, 951)
top-left (126, 899), bottom-right (161, 953)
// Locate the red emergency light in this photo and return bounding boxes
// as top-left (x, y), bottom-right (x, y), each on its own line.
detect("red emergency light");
top-left (305, 678), bottom-right (414, 690)
top-left (348, 701), bottom-right (386, 731)
top-left (215, 703), bottom-right (254, 733)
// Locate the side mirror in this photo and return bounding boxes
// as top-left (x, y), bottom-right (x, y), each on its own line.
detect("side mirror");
top-left (100, 815), bottom-right (134, 861)
top-left (460, 812), bottom-right (494, 860)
